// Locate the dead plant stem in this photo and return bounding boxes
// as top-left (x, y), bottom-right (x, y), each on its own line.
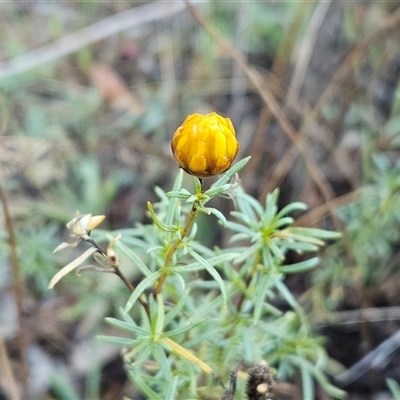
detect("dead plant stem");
top-left (113, 266), bottom-right (150, 317)
top-left (0, 184), bottom-right (27, 399)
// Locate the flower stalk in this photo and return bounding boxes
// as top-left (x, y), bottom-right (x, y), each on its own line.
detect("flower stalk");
top-left (155, 202), bottom-right (198, 297)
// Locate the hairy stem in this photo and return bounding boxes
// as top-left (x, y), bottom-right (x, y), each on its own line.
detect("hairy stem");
top-left (155, 203), bottom-right (198, 296)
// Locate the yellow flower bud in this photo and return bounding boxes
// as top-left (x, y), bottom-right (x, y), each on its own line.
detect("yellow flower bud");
top-left (171, 112), bottom-right (239, 178)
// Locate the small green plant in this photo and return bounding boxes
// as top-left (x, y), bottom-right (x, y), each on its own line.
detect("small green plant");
top-left (50, 113), bottom-right (345, 399)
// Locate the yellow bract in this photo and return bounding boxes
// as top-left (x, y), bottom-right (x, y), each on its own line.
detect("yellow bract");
top-left (171, 112), bottom-right (239, 178)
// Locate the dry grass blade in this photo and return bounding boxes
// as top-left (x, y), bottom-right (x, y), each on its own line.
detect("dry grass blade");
top-left (269, 6), bottom-right (400, 191)
top-left (314, 306), bottom-right (400, 328)
top-left (294, 188), bottom-right (363, 227)
top-left (286, 0), bottom-right (332, 106)
top-left (242, 4), bottom-right (311, 190)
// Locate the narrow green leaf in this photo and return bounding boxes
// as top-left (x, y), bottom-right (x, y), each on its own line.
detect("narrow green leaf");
top-left (154, 186), bottom-right (169, 202)
top-left (272, 276), bottom-right (310, 331)
top-left (124, 340), bottom-right (150, 362)
top-left (176, 252), bottom-right (239, 272)
top-left (184, 293), bottom-right (224, 327)
top-left (387, 378), bottom-right (400, 400)
top-left (204, 183), bottom-right (231, 198)
top-left (127, 342), bottom-right (153, 367)
top-left (185, 324), bottom-right (230, 348)
top-left (292, 356), bottom-right (347, 399)
top-left (120, 307), bottom-right (137, 324)
top-left (299, 360), bottom-right (314, 400)
top-left (273, 239), bottom-right (320, 253)
top-left (226, 220), bottom-right (255, 237)
top-left (153, 344), bottom-right (173, 381)
top-left (128, 369), bottom-right (163, 400)
top-left (167, 189), bottom-right (192, 199)
top-left (172, 169), bottom-right (184, 191)
top-left (164, 289), bottom-right (190, 326)
top-left (230, 210), bottom-right (259, 229)
top-left (264, 238), bottom-right (285, 260)
top-left (289, 227), bottom-right (342, 239)
top-left (104, 317), bottom-right (148, 336)
top-left (186, 195), bottom-right (198, 203)
top-left (194, 176), bottom-right (202, 195)
top-left (164, 319), bottom-right (203, 338)
top-left (262, 246), bottom-right (275, 272)
top-left (280, 258), bottom-right (320, 273)
top-left (96, 335), bottom-right (137, 346)
top-left (253, 274), bottom-right (272, 324)
top-left (259, 321), bottom-right (290, 340)
top-left (263, 192), bottom-right (278, 226)
top-left (147, 201), bottom-right (178, 232)
top-left (203, 207), bottom-right (227, 226)
top-left (165, 376), bottom-right (179, 400)
top-left (237, 191), bottom-right (264, 218)
top-left (276, 202), bottom-right (307, 218)
top-left (211, 156), bottom-right (251, 187)
top-left (50, 370), bottom-right (81, 400)
top-left (124, 271), bottom-right (161, 313)
top-left (155, 294), bottom-right (165, 337)
top-left (187, 248), bottom-right (227, 305)
top-left (233, 242), bottom-right (261, 264)
top-left (282, 232), bottom-right (326, 246)
top-left (113, 240), bottom-right (151, 276)
top-left (273, 217), bottom-right (294, 228)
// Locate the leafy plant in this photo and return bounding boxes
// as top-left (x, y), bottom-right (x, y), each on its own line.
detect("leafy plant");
top-left (50, 153), bottom-right (345, 399)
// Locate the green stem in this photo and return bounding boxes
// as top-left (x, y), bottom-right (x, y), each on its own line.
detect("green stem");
top-left (155, 203), bottom-right (198, 296)
top-left (235, 256), bottom-right (260, 312)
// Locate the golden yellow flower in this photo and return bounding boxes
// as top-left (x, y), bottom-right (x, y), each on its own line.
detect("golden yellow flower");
top-left (171, 112), bottom-right (239, 178)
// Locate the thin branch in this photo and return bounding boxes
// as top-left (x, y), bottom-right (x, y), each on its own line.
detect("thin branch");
top-left (286, 0), bottom-right (332, 106)
top-left (0, 184), bottom-right (27, 399)
top-left (293, 187), bottom-right (374, 227)
top-left (0, 337), bottom-right (20, 400)
top-left (114, 266), bottom-right (150, 317)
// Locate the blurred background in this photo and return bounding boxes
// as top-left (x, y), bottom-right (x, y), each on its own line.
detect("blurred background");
top-left (1, 1), bottom-right (400, 399)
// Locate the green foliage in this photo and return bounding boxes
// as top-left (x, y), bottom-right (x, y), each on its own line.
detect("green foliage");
top-left (89, 159), bottom-right (346, 399)
top-left (387, 378), bottom-right (400, 400)
top-left (311, 146), bottom-right (400, 313)
top-left (18, 224), bottom-right (60, 294)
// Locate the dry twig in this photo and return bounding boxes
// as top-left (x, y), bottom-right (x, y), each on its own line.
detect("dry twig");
top-left (0, 185), bottom-right (27, 399)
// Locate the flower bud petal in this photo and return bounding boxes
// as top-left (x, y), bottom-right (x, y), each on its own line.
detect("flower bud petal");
top-left (171, 112), bottom-right (239, 178)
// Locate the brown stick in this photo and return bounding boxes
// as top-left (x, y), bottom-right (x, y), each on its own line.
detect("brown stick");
top-left (113, 266), bottom-right (150, 317)
top-left (0, 184), bottom-right (27, 398)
